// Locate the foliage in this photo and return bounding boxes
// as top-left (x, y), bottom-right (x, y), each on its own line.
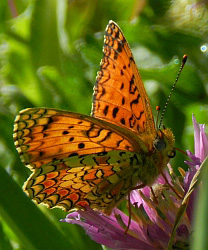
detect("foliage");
top-left (0, 0), bottom-right (207, 249)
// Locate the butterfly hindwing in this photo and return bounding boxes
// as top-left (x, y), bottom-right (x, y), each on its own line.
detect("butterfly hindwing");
top-left (23, 149), bottom-right (144, 214)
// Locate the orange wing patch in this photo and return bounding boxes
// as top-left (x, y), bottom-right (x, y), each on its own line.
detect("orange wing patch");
top-left (13, 108), bottom-right (144, 168)
top-left (92, 21), bottom-right (155, 135)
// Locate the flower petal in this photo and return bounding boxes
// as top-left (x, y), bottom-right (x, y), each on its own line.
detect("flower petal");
top-left (61, 207), bottom-right (154, 249)
top-left (192, 114), bottom-right (201, 159)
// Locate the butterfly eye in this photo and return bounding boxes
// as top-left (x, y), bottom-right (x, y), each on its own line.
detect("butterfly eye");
top-left (153, 138), bottom-right (166, 151)
top-left (167, 149), bottom-right (176, 158)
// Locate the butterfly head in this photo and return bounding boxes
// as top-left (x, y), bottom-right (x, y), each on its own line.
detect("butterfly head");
top-left (153, 128), bottom-right (175, 159)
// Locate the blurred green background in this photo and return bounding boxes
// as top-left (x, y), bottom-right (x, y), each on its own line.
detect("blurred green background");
top-left (0, 0), bottom-right (208, 249)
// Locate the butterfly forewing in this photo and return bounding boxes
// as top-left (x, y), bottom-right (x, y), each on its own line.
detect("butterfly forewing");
top-left (14, 108), bottom-right (146, 168)
top-left (92, 21), bottom-right (156, 135)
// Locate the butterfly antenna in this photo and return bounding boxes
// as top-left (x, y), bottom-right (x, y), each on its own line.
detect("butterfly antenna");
top-left (158, 54), bottom-right (187, 129)
top-left (155, 106), bottom-right (161, 131)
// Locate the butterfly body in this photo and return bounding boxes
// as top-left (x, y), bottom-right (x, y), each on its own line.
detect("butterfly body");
top-left (14, 21), bottom-right (175, 215)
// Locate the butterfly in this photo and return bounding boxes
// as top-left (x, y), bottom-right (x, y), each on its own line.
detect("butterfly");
top-left (13, 20), bottom-right (175, 216)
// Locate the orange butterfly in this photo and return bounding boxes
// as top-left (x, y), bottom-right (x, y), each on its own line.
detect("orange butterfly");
top-left (13, 21), bottom-right (175, 215)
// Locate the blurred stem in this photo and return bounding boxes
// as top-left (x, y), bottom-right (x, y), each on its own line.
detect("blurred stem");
top-left (8, 0), bottom-right (18, 17)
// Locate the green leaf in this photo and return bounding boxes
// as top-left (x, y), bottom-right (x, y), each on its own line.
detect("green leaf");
top-left (191, 157), bottom-right (208, 250)
top-left (0, 166), bottom-right (72, 250)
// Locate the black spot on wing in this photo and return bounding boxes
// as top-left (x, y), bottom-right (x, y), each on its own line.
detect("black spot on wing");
top-left (130, 94), bottom-right (139, 108)
top-left (68, 153), bottom-right (79, 157)
top-left (129, 75), bottom-right (137, 94)
top-left (112, 107), bottom-right (119, 118)
top-left (120, 118), bottom-right (125, 125)
top-left (103, 106), bottom-right (109, 116)
top-left (78, 143), bottom-right (85, 149)
top-left (120, 83), bottom-right (124, 90)
top-left (62, 131), bottom-right (69, 135)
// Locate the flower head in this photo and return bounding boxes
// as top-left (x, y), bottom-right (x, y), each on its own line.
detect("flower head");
top-left (62, 115), bottom-right (208, 249)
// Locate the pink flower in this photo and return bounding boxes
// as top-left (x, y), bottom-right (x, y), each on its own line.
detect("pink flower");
top-left (61, 115), bottom-right (208, 249)
top-left (184, 114), bottom-right (208, 222)
top-left (185, 114), bottom-right (208, 167)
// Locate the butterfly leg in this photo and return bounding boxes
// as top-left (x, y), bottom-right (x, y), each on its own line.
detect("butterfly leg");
top-left (161, 172), bottom-right (183, 199)
top-left (124, 182), bottom-right (146, 234)
top-left (150, 187), bottom-right (158, 204)
top-left (124, 192), bottom-right (132, 235)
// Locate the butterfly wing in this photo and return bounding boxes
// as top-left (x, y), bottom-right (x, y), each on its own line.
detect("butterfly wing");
top-left (92, 20), bottom-right (156, 135)
top-left (14, 108), bottom-right (149, 213)
top-left (23, 150), bottom-right (144, 215)
top-left (14, 108), bottom-right (147, 168)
